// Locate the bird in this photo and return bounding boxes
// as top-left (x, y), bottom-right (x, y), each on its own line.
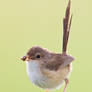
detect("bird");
top-left (21, 0), bottom-right (74, 92)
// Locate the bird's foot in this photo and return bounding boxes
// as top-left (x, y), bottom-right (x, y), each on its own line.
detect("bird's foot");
top-left (63, 79), bottom-right (69, 92)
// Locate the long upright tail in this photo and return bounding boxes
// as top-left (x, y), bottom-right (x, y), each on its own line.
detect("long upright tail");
top-left (62, 0), bottom-right (72, 53)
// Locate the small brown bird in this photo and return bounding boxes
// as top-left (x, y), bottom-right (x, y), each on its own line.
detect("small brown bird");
top-left (21, 0), bottom-right (74, 92)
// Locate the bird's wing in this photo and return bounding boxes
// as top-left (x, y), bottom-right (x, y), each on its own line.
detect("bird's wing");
top-left (45, 54), bottom-right (74, 71)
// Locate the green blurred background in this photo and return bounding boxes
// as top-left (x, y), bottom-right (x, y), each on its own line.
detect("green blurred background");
top-left (0, 0), bottom-right (92, 92)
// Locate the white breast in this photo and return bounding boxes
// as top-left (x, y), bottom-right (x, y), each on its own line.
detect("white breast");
top-left (25, 61), bottom-right (72, 89)
top-left (26, 61), bottom-right (49, 88)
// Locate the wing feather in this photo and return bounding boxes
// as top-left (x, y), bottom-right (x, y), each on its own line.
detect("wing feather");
top-left (45, 54), bottom-right (74, 71)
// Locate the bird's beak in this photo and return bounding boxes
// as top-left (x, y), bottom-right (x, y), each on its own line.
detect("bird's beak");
top-left (21, 55), bottom-right (30, 61)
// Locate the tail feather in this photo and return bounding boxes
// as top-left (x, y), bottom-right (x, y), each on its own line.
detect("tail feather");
top-left (62, 0), bottom-right (72, 53)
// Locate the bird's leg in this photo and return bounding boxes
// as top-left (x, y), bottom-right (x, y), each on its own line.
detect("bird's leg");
top-left (63, 79), bottom-right (69, 92)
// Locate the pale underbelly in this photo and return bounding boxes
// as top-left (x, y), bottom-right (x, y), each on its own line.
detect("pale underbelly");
top-left (27, 70), bottom-right (65, 89)
top-left (26, 61), bottom-right (72, 89)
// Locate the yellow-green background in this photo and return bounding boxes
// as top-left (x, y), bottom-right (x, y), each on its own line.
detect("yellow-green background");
top-left (0, 0), bottom-right (92, 92)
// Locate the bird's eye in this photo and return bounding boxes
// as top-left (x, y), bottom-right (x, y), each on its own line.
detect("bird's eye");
top-left (36, 55), bottom-right (40, 58)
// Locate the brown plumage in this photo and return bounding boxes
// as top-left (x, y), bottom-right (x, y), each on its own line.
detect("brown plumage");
top-left (22, 46), bottom-right (74, 71)
top-left (21, 0), bottom-right (74, 92)
top-left (21, 0), bottom-right (73, 71)
top-left (45, 53), bottom-right (74, 71)
top-left (63, 0), bottom-right (72, 53)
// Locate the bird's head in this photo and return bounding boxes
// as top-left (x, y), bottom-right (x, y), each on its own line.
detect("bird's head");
top-left (21, 46), bottom-right (52, 63)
